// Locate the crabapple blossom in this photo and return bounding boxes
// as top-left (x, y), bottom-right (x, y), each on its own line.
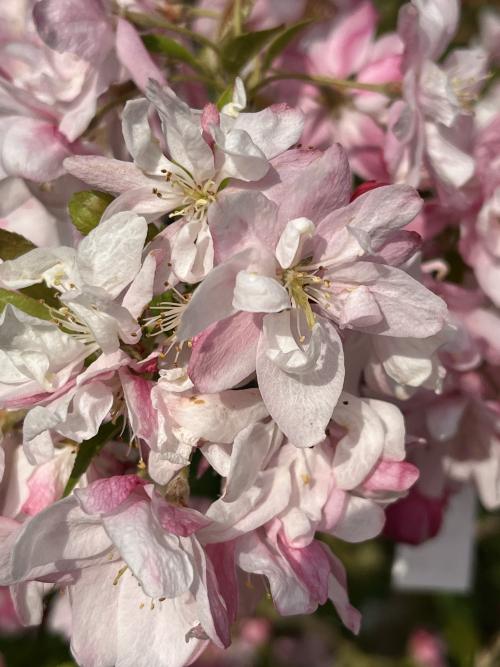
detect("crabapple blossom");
top-left (0, 0), bottom-right (497, 664)
top-left (64, 78), bottom-right (304, 282)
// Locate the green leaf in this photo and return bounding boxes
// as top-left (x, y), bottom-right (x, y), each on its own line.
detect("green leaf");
top-left (68, 190), bottom-right (114, 236)
top-left (0, 287), bottom-right (52, 321)
top-left (63, 420), bottom-right (122, 497)
top-left (142, 34), bottom-right (206, 75)
top-left (220, 25), bottom-right (284, 77)
top-left (262, 19), bottom-right (312, 72)
top-left (0, 229), bottom-right (36, 260)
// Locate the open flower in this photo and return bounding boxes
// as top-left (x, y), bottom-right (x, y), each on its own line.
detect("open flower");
top-left (0, 211), bottom-right (149, 355)
top-left (64, 79), bottom-right (304, 282)
top-left (386, 0), bottom-right (489, 198)
top-left (0, 474), bottom-right (230, 665)
top-left (176, 154), bottom-right (446, 446)
top-left (0, 0), bottom-right (120, 183)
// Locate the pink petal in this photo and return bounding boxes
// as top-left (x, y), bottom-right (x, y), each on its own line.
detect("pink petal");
top-left (209, 190), bottom-right (280, 263)
top-left (75, 475), bottom-right (146, 515)
top-left (278, 536), bottom-right (330, 606)
top-left (362, 459), bottom-right (419, 493)
top-left (189, 311), bottom-right (262, 393)
top-left (152, 494), bottom-right (211, 536)
top-left (316, 184), bottom-right (422, 262)
top-left (21, 450), bottom-right (75, 516)
top-left (323, 544), bottom-right (362, 634)
top-left (63, 156), bottom-right (153, 194)
top-left (373, 230), bottom-right (422, 265)
top-left (190, 539), bottom-right (231, 648)
top-left (177, 250), bottom-right (259, 341)
top-left (119, 368), bottom-right (157, 446)
top-left (205, 542), bottom-right (238, 623)
top-left (384, 488), bottom-right (447, 545)
top-left (320, 486), bottom-right (347, 532)
top-left (308, 1), bottom-right (377, 78)
top-left (101, 494), bottom-right (194, 599)
top-left (201, 103), bottom-right (220, 146)
top-left (331, 262), bottom-right (448, 338)
top-left (274, 144), bottom-right (351, 226)
top-left (1, 118), bottom-right (71, 182)
top-left (116, 18), bottom-right (166, 92)
top-left (33, 0), bottom-right (113, 63)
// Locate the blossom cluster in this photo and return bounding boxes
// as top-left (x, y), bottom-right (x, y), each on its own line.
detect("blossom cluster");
top-left (0, 0), bottom-right (498, 665)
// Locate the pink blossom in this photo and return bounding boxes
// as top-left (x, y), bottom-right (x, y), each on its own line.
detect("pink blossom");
top-left (0, 0), bottom-right (119, 182)
top-left (385, 0), bottom-right (489, 199)
top-left (178, 148), bottom-right (445, 444)
top-left (266, 1), bottom-right (403, 180)
top-left (65, 79), bottom-right (304, 282)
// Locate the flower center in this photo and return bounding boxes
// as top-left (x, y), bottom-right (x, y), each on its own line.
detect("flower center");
top-left (143, 289), bottom-right (191, 338)
top-left (49, 305), bottom-right (99, 352)
top-left (156, 171), bottom-right (218, 223)
top-left (282, 265), bottom-right (332, 330)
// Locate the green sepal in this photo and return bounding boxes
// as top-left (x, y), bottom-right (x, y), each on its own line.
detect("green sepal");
top-left (142, 34), bottom-right (207, 75)
top-left (63, 420), bottom-right (122, 497)
top-left (20, 284), bottom-right (61, 309)
top-left (0, 288), bottom-right (52, 321)
top-left (0, 229), bottom-right (36, 260)
top-left (68, 190), bottom-right (114, 236)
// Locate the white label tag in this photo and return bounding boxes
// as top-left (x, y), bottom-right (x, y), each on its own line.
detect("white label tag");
top-left (391, 485), bottom-right (476, 592)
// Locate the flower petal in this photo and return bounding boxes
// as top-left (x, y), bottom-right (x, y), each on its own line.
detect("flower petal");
top-left (77, 211), bottom-right (148, 298)
top-left (257, 312), bottom-right (345, 448)
top-left (122, 98), bottom-right (171, 174)
top-left (230, 105), bottom-right (304, 159)
top-left (63, 156), bottom-right (154, 194)
top-left (188, 312), bottom-right (262, 393)
top-left (233, 271), bottom-right (289, 313)
top-left (116, 19), bottom-right (166, 92)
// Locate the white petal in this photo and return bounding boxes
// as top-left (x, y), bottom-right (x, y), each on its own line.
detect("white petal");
top-left (224, 422), bottom-right (281, 502)
top-left (232, 271), bottom-right (289, 313)
top-left (146, 81), bottom-right (215, 183)
top-left (332, 393), bottom-right (385, 489)
top-left (332, 496), bottom-right (385, 542)
top-left (122, 98), bottom-right (172, 174)
top-left (257, 312), bottom-right (345, 448)
top-left (213, 127), bottom-right (269, 182)
top-left (275, 217), bottom-right (315, 269)
top-left (77, 212), bottom-right (148, 298)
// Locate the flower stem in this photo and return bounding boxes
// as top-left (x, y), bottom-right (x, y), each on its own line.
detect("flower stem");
top-left (233, 0), bottom-right (243, 35)
top-left (250, 70), bottom-right (401, 96)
